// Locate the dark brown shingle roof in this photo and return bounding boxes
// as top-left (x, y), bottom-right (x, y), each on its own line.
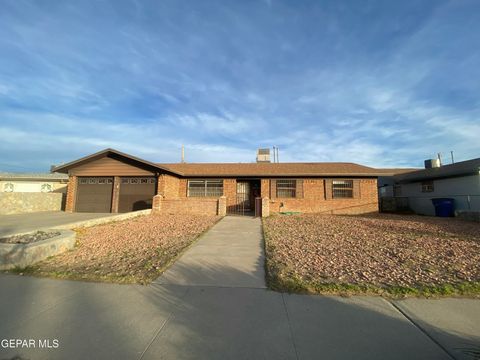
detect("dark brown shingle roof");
top-left (372, 168), bottom-right (420, 176)
top-left (158, 162), bottom-right (392, 177)
top-left (50, 148), bottom-right (419, 178)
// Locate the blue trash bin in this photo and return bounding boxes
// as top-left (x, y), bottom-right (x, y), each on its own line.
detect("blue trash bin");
top-left (431, 198), bottom-right (454, 217)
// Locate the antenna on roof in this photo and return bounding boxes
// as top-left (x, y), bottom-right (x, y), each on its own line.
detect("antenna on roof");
top-left (181, 145), bottom-right (185, 163)
top-left (450, 151), bottom-right (454, 164)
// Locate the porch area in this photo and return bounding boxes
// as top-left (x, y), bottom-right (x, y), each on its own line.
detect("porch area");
top-left (152, 178), bottom-right (270, 217)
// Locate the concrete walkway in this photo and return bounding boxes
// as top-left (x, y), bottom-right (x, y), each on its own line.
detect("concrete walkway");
top-left (156, 216), bottom-right (265, 288)
top-left (0, 211), bottom-right (116, 237)
top-left (0, 216), bottom-right (479, 360)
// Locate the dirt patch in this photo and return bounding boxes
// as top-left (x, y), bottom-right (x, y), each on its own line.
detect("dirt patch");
top-left (0, 231), bottom-right (61, 244)
top-left (24, 214), bottom-right (219, 284)
top-left (264, 213), bottom-right (480, 296)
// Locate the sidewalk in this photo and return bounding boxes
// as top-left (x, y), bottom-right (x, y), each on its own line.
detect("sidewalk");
top-left (155, 216), bottom-right (266, 288)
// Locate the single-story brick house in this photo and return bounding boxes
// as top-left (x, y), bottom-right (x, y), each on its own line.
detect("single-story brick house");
top-left (53, 148), bottom-right (401, 216)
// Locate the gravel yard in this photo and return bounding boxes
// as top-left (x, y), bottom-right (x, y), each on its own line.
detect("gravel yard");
top-left (264, 213), bottom-right (480, 296)
top-left (21, 214), bottom-right (219, 284)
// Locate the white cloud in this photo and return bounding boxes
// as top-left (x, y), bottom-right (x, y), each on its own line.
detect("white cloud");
top-left (0, 0), bottom-right (479, 171)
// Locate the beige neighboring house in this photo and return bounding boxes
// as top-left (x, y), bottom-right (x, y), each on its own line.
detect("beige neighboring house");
top-left (0, 172), bottom-right (69, 194)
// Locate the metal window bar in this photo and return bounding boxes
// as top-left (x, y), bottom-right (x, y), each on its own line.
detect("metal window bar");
top-left (206, 180), bottom-right (224, 197)
top-left (332, 180), bottom-right (353, 198)
top-left (421, 181), bottom-right (434, 193)
top-left (188, 180), bottom-right (223, 197)
top-left (276, 180), bottom-right (296, 198)
top-left (228, 182), bottom-right (258, 216)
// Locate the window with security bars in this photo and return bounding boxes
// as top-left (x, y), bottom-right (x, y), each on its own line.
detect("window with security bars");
top-left (421, 181), bottom-right (434, 192)
top-left (188, 180), bottom-right (223, 197)
top-left (276, 179), bottom-right (296, 198)
top-left (332, 180), bottom-right (354, 198)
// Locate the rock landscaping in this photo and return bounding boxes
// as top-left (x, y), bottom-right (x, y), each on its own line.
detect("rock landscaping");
top-left (263, 213), bottom-right (480, 297)
top-left (20, 214), bottom-right (219, 284)
top-left (0, 231), bottom-right (61, 244)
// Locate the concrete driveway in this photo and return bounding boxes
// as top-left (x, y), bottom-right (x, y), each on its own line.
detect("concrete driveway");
top-left (0, 216), bottom-right (479, 360)
top-left (0, 211), bottom-right (115, 237)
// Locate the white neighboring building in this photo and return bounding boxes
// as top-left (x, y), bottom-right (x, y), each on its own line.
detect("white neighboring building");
top-left (392, 158), bottom-right (480, 216)
top-left (0, 172), bottom-right (69, 193)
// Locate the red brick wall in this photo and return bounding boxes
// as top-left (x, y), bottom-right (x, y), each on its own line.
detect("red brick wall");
top-left (179, 179), bottom-right (187, 197)
top-left (61, 154), bottom-right (378, 216)
top-left (154, 177), bottom-right (378, 215)
top-left (158, 174), bottom-right (180, 198)
top-left (160, 198), bottom-right (219, 215)
top-left (223, 179), bottom-right (236, 209)
top-left (268, 178), bottom-right (378, 214)
top-left (260, 179), bottom-right (269, 198)
top-left (65, 176), bottom-right (77, 212)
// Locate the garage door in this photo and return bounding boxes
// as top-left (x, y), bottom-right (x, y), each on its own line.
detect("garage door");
top-left (118, 177), bottom-right (156, 213)
top-left (76, 177), bottom-right (113, 213)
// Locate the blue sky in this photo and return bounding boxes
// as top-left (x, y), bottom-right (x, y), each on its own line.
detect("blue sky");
top-left (0, 0), bottom-right (479, 171)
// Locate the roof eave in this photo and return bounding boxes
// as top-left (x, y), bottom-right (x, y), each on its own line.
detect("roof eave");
top-left (52, 148), bottom-right (183, 176)
top-left (396, 170), bottom-right (479, 184)
top-left (178, 173), bottom-right (383, 178)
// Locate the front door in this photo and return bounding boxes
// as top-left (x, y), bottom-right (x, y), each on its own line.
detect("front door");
top-left (227, 180), bottom-right (261, 216)
top-left (237, 181), bottom-right (251, 210)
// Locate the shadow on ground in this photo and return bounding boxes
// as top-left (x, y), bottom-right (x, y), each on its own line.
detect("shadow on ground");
top-left (1, 263), bottom-right (479, 360)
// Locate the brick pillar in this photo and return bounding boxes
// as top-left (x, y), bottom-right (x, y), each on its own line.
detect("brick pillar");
top-left (111, 176), bottom-right (121, 213)
top-left (261, 197), bottom-right (270, 217)
top-left (223, 179), bottom-right (236, 211)
top-left (218, 196), bottom-right (227, 216)
top-left (157, 174), bottom-right (165, 196)
top-left (65, 175), bottom-right (77, 212)
top-left (261, 179), bottom-right (269, 198)
top-left (152, 195), bottom-right (163, 213)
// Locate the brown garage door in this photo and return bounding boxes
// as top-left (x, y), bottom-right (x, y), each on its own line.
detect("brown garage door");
top-left (76, 177), bottom-right (113, 213)
top-left (118, 177), bottom-right (156, 213)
